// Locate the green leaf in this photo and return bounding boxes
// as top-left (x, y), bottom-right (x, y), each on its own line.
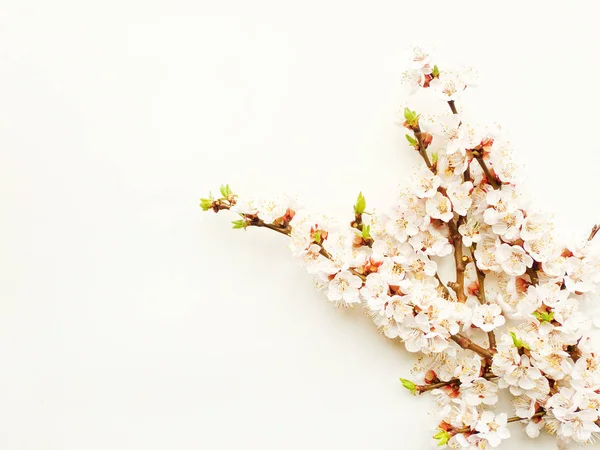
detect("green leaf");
top-left (361, 224), bottom-right (371, 240)
top-left (200, 196), bottom-right (214, 211)
top-left (433, 430), bottom-right (450, 446)
top-left (354, 192), bottom-right (366, 215)
top-left (220, 184), bottom-right (232, 199)
top-left (405, 133), bottom-right (418, 146)
top-left (509, 331), bottom-right (530, 350)
top-left (431, 152), bottom-right (439, 164)
top-left (399, 378), bottom-right (417, 395)
top-left (431, 65), bottom-right (440, 78)
top-left (403, 107), bottom-right (419, 128)
top-left (533, 311), bottom-right (554, 323)
top-left (313, 229), bottom-right (322, 244)
top-left (231, 219), bottom-right (247, 229)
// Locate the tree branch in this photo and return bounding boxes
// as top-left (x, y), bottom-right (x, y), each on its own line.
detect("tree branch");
top-left (416, 372), bottom-right (497, 394)
top-left (451, 334), bottom-right (495, 359)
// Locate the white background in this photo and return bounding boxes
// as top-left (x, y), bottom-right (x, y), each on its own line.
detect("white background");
top-left (1, 1), bottom-right (600, 449)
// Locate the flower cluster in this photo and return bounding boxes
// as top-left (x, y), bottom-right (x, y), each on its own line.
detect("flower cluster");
top-left (201, 47), bottom-right (600, 448)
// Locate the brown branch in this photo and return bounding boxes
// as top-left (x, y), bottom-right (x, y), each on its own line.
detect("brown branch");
top-left (414, 127), bottom-right (432, 169)
top-left (469, 244), bottom-right (496, 350)
top-left (451, 334), bottom-right (495, 359)
top-left (435, 273), bottom-right (452, 299)
top-left (417, 372), bottom-right (498, 394)
top-left (588, 224), bottom-right (600, 242)
top-left (211, 201), bottom-right (367, 281)
top-left (526, 266), bottom-right (539, 285)
top-left (475, 156), bottom-right (499, 189)
top-left (448, 219), bottom-right (467, 303)
top-left (448, 100), bottom-right (458, 115)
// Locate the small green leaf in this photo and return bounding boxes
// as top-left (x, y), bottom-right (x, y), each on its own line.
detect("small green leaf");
top-left (399, 378), bottom-right (417, 395)
top-left (403, 107), bottom-right (419, 128)
top-left (313, 229), bottom-right (322, 244)
top-left (200, 196), bottom-right (214, 211)
top-left (509, 331), bottom-right (530, 350)
top-left (431, 152), bottom-right (439, 164)
top-left (220, 184), bottom-right (232, 199)
top-left (431, 65), bottom-right (440, 78)
top-left (433, 430), bottom-right (450, 446)
top-left (231, 219), bottom-right (247, 229)
top-left (361, 224), bottom-right (371, 240)
top-left (354, 192), bottom-right (366, 215)
top-left (405, 134), bottom-right (418, 146)
top-left (533, 311), bottom-right (554, 323)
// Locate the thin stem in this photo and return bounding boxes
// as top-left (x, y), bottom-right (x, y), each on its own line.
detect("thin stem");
top-left (414, 127), bottom-right (432, 169)
top-left (435, 273), bottom-right (452, 299)
top-left (475, 157), bottom-right (499, 189)
top-left (588, 224), bottom-right (600, 242)
top-left (448, 100), bottom-right (458, 115)
top-left (417, 373), bottom-right (498, 393)
top-left (526, 266), bottom-right (539, 285)
top-left (214, 202), bottom-right (367, 282)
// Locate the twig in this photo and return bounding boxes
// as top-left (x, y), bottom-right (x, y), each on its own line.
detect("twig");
top-left (416, 372), bottom-right (497, 393)
top-left (526, 266), bottom-right (539, 285)
top-left (448, 219), bottom-right (467, 303)
top-left (451, 334), bottom-right (495, 359)
top-left (475, 157), bottom-right (499, 189)
top-left (435, 273), bottom-right (452, 299)
top-left (469, 244), bottom-right (496, 350)
top-left (588, 224), bottom-right (600, 242)
top-left (414, 127), bottom-right (432, 169)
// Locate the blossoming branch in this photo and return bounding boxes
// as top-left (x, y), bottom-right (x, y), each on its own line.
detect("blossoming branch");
top-left (201, 47), bottom-right (600, 449)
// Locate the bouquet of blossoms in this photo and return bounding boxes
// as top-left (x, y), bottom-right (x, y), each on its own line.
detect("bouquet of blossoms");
top-left (201, 47), bottom-right (600, 449)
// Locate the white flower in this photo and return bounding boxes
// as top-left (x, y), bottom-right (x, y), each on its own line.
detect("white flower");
top-left (426, 192), bottom-right (454, 222)
top-left (472, 303), bottom-right (505, 332)
top-left (257, 196), bottom-right (290, 223)
top-left (288, 211), bottom-right (331, 256)
top-left (411, 166), bottom-right (441, 198)
top-left (556, 409), bottom-right (600, 443)
top-left (301, 244), bottom-right (337, 275)
top-left (398, 315), bottom-right (427, 352)
top-left (542, 249), bottom-right (569, 277)
top-left (409, 228), bottom-right (453, 257)
top-left (513, 394), bottom-right (537, 419)
top-left (377, 257), bottom-right (408, 286)
top-left (458, 218), bottom-right (482, 247)
top-left (554, 297), bottom-right (587, 334)
top-left (327, 270), bottom-right (363, 305)
top-left (385, 207), bottom-right (420, 243)
top-left (483, 208), bottom-right (523, 240)
top-left (564, 257), bottom-right (594, 293)
top-left (461, 377), bottom-right (499, 406)
top-left (495, 243), bottom-right (533, 276)
top-left (475, 411), bottom-right (510, 448)
top-left (429, 71), bottom-right (467, 101)
top-left (401, 69), bottom-right (425, 95)
top-left (502, 354), bottom-right (543, 392)
top-left (531, 350), bottom-right (572, 380)
top-left (525, 419), bottom-right (544, 438)
top-left (453, 352), bottom-right (483, 383)
top-left (447, 181), bottom-right (473, 216)
top-left (361, 273), bottom-right (390, 311)
top-left (473, 236), bottom-right (502, 272)
top-left (230, 197), bottom-right (258, 215)
top-left (520, 212), bottom-right (550, 241)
